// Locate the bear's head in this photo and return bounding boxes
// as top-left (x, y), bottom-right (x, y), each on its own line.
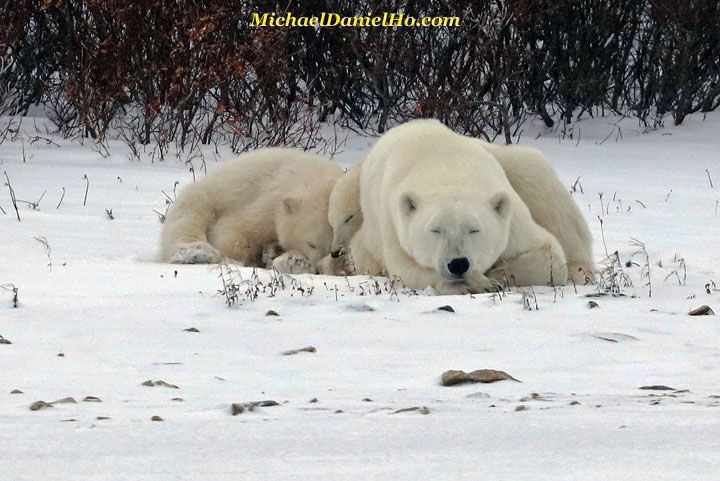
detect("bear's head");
top-left (276, 185), bottom-right (334, 266)
top-left (395, 190), bottom-right (512, 283)
top-left (328, 167), bottom-right (363, 258)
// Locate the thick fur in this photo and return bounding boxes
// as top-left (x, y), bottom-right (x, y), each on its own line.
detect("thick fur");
top-left (480, 142), bottom-right (595, 283)
top-left (158, 148), bottom-right (342, 268)
top-left (328, 159), bottom-right (364, 256)
top-left (322, 134), bottom-right (595, 284)
top-left (316, 159), bottom-right (365, 275)
top-left (348, 119), bottom-right (567, 294)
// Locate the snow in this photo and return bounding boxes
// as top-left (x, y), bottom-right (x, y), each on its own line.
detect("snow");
top-left (1, 114), bottom-right (719, 480)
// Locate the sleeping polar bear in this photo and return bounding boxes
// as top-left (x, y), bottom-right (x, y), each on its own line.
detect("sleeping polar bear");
top-left (346, 119), bottom-right (569, 294)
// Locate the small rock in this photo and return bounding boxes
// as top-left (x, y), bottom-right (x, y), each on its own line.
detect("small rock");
top-left (588, 300), bottom-right (599, 309)
top-left (519, 393), bottom-right (544, 402)
top-left (171, 397), bottom-right (184, 402)
top-left (569, 400), bottom-right (581, 406)
top-left (0, 336), bottom-right (11, 345)
top-left (151, 415), bottom-right (164, 422)
top-left (347, 304), bottom-right (375, 312)
top-left (514, 405), bottom-right (528, 412)
top-left (230, 400), bottom-right (278, 415)
top-left (334, 409), bottom-right (343, 414)
top-left (688, 305), bottom-right (714, 316)
top-left (591, 332), bottom-right (639, 342)
top-left (96, 416), bottom-right (110, 420)
top-left (441, 369), bottom-right (520, 386)
top-left (60, 418), bottom-right (76, 422)
top-left (362, 398), bottom-right (373, 402)
top-left (51, 397), bottom-right (77, 404)
top-left (10, 389), bottom-right (23, 394)
top-left (83, 396), bottom-right (102, 403)
top-left (30, 401), bottom-right (51, 411)
top-left (183, 327), bottom-right (200, 333)
top-left (437, 305), bottom-right (455, 313)
top-left (265, 310), bottom-right (280, 316)
top-left (142, 380), bottom-right (179, 389)
top-left (393, 406), bottom-right (430, 414)
top-left (639, 385), bottom-right (676, 391)
top-left (308, 398), bottom-right (318, 403)
top-left (282, 346), bottom-right (316, 356)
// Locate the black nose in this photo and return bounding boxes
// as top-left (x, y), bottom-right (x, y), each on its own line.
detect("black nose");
top-left (447, 257), bottom-right (470, 277)
top-left (330, 248), bottom-right (342, 258)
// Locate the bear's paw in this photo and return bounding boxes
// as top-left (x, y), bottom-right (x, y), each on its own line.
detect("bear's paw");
top-left (170, 242), bottom-right (222, 264)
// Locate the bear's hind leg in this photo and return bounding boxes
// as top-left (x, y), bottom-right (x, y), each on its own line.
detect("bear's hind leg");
top-left (207, 214), bottom-right (262, 266)
top-left (169, 241), bottom-right (222, 264)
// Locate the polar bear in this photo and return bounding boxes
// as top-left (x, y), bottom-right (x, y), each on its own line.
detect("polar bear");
top-left (348, 119), bottom-right (567, 294)
top-left (479, 143), bottom-right (595, 283)
top-left (316, 160), bottom-right (364, 276)
top-left (321, 135), bottom-right (595, 284)
top-left (158, 148), bottom-right (342, 271)
top-left (328, 159), bottom-right (364, 258)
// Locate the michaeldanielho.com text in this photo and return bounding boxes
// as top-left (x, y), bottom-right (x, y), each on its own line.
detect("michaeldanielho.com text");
top-left (251, 12), bottom-right (460, 28)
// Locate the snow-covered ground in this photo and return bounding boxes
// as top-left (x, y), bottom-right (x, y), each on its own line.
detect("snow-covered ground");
top-left (1, 114), bottom-right (719, 480)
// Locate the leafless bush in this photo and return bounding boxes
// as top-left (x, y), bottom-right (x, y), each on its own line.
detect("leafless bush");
top-left (1, 0), bottom-right (718, 151)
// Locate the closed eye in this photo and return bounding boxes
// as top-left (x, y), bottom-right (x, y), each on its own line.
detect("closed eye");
top-left (306, 242), bottom-right (317, 249)
top-left (469, 229), bottom-right (480, 234)
top-left (430, 228), bottom-right (442, 234)
top-left (344, 214), bottom-right (354, 224)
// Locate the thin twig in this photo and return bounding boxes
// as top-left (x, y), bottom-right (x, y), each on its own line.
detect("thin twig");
top-left (56, 187), bottom-right (65, 210)
top-left (597, 215), bottom-right (609, 258)
top-left (82, 174), bottom-right (89, 206)
top-left (3, 171), bottom-right (21, 221)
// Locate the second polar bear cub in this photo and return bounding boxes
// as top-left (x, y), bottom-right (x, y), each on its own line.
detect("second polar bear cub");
top-left (158, 148), bottom-right (342, 271)
top-left (349, 119), bottom-right (568, 294)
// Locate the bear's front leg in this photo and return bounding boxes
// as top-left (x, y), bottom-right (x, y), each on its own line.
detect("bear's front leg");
top-left (491, 243), bottom-right (568, 287)
top-left (346, 235), bottom-right (385, 276)
top-left (272, 250), bottom-right (315, 274)
top-left (317, 254), bottom-right (351, 276)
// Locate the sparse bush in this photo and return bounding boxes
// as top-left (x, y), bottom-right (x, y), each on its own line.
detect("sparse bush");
top-left (1, 0), bottom-right (718, 150)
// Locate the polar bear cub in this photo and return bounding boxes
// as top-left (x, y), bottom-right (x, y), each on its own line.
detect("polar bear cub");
top-left (158, 148), bottom-right (342, 270)
top-left (480, 142), bottom-right (595, 283)
top-left (348, 119), bottom-right (567, 294)
top-left (327, 159), bottom-right (364, 258)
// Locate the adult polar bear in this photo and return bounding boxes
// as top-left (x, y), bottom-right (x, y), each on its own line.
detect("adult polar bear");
top-left (158, 148), bottom-right (342, 270)
top-left (324, 128), bottom-right (595, 284)
top-left (348, 119), bottom-right (568, 294)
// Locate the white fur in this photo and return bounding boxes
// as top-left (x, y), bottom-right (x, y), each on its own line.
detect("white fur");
top-left (328, 160), bottom-right (364, 256)
top-left (348, 119), bottom-right (567, 293)
top-left (158, 148), bottom-right (342, 269)
top-left (322, 132), bottom-right (594, 284)
top-left (480, 142), bottom-right (595, 283)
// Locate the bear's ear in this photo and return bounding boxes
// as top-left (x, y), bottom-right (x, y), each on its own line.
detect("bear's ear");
top-left (283, 197), bottom-right (299, 215)
top-left (491, 193), bottom-right (510, 218)
top-left (401, 193), bottom-right (418, 216)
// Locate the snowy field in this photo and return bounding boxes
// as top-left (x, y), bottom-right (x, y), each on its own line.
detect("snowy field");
top-left (1, 114), bottom-right (719, 480)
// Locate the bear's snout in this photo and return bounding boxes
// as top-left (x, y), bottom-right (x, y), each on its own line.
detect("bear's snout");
top-left (447, 257), bottom-right (470, 277)
top-left (331, 247), bottom-right (343, 258)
